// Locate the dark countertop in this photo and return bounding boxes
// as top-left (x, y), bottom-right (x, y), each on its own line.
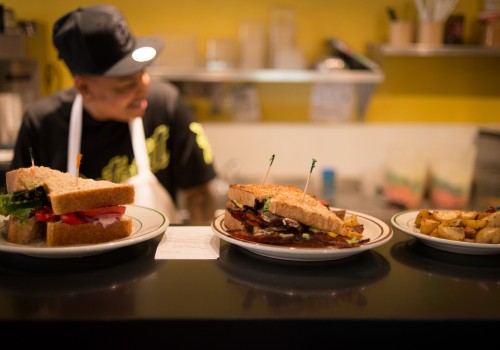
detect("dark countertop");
top-left (1, 195), bottom-right (499, 347)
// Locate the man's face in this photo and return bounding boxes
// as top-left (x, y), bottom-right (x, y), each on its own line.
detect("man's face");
top-left (75, 70), bottom-right (150, 122)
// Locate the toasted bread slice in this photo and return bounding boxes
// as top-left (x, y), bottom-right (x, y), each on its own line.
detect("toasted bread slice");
top-left (7, 217), bottom-right (45, 244)
top-left (46, 217), bottom-right (132, 247)
top-left (6, 166), bottom-right (135, 214)
top-left (228, 183), bottom-right (285, 207)
top-left (223, 209), bottom-right (245, 231)
top-left (227, 184), bottom-right (344, 233)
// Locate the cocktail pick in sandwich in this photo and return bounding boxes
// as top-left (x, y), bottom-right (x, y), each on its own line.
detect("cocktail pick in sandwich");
top-left (29, 147), bottom-right (35, 167)
top-left (262, 154), bottom-right (275, 184)
top-left (302, 158), bottom-right (317, 200)
top-left (75, 153), bottom-right (82, 186)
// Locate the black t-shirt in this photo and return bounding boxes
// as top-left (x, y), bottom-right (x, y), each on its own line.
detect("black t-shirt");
top-left (10, 81), bottom-right (217, 204)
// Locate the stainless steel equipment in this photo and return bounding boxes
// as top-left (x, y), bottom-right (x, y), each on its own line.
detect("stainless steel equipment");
top-left (0, 59), bottom-right (39, 147)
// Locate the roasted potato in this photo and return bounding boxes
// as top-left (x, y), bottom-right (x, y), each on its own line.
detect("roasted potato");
top-left (484, 211), bottom-right (499, 228)
top-left (415, 209), bottom-right (433, 228)
top-left (436, 226), bottom-right (465, 241)
top-left (475, 227), bottom-right (500, 244)
top-left (419, 218), bottom-right (440, 235)
top-left (344, 214), bottom-right (359, 227)
top-left (461, 211), bottom-right (479, 220)
top-left (432, 210), bottom-right (461, 222)
top-left (462, 219), bottom-right (488, 230)
top-left (477, 207), bottom-right (497, 220)
top-left (413, 207), bottom-right (499, 244)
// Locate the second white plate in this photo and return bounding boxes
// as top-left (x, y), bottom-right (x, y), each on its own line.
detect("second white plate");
top-left (391, 210), bottom-right (500, 255)
top-left (212, 209), bottom-right (392, 261)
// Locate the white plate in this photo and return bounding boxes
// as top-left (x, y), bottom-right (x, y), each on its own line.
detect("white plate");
top-left (391, 210), bottom-right (500, 255)
top-left (212, 210), bottom-right (392, 261)
top-left (0, 205), bottom-right (169, 258)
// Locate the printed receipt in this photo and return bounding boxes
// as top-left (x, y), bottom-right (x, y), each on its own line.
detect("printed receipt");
top-left (155, 226), bottom-right (220, 260)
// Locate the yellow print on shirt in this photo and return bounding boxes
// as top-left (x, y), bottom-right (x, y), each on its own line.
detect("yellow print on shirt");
top-left (101, 155), bottom-right (131, 183)
top-left (190, 122), bottom-right (213, 164)
top-left (101, 122), bottom-right (211, 182)
top-left (148, 124), bottom-right (169, 173)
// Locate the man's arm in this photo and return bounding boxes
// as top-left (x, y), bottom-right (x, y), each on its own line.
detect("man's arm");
top-left (183, 182), bottom-right (217, 224)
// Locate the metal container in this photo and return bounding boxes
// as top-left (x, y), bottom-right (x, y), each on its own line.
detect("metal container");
top-left (0, 59), bottom-right (39, 146)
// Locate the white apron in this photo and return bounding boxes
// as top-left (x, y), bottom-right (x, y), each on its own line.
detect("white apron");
top-left (68, 94), bottom-right (179, 223)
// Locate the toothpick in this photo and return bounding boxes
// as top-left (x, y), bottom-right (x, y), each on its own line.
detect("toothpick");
top-left (262, 154), bottom-right (275, 184)
top-left (302, 158), bottom-right (316, 200)
top-left (29, 147), bottom-right (34, 167)
top-left (75, 153), bottom-right (82, 187)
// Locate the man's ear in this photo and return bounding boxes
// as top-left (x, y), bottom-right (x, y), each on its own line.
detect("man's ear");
top-left (74, 75), bottom-right (90, 97)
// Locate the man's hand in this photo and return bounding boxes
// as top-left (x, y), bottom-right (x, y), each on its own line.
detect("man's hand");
top-left (183, 183), bottom-right (217, 224)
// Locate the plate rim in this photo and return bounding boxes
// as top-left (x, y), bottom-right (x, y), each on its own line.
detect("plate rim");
top-left (212, 209), bottom-right (393, 261)
top-left (390, 210), bottom-right (500, 254)
top-left (0, 204), bottom-right (169, 258)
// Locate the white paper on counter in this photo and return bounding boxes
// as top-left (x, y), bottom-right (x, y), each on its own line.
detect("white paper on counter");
top-left (155, 226), bottom-right (220, 260)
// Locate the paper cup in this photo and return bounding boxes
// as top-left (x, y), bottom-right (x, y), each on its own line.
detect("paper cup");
top-left (389, 21), bottom-right (413, 46)
top-left (417, 21), bottom-right (444, 45)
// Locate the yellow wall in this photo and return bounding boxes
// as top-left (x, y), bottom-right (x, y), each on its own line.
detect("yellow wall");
top-left (5, 0), bottom-right (500, 123)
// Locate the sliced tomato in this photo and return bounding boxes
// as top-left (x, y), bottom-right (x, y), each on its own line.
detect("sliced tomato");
top-left (61, 212), bottom-right (88, 225)
top-left (34, 206), bottom-right (59, 222)
top-left (78, 205), bottom-right (126, 217)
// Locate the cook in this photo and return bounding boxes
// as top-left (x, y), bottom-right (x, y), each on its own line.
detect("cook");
top-left (8, 4), bottom-right (217, 224)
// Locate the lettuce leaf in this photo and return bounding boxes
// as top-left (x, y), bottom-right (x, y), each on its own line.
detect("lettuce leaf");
top-left (0, 187), bottom-right (48, 223)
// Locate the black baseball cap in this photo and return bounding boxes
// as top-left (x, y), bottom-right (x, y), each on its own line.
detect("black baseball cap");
top-left (53, 5), bottom-right (163, 77)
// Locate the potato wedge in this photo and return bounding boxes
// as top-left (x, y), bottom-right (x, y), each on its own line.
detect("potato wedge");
top-left (419, 218), bottom-right (440, 235)
top-left (344, 214), bottom-right (359, 227)
top-left (475, 227), bottom-right (500, 244)
top-left (429, 229), bottom-right (439, 237)
top-left (432, 210), bottom-right (461, 222)
top-left (448, 219), bottom-right (463, 227)
top-left (461, 211), bottom-right (479, 220)
top-left (463, 219), bottom-right (488, 230)
top-left (415, 209), bottom-right (433, 228)
top-left (436, 226), bottom-right (465, 241)
top-left (484, 211), bottom-right (499, 228)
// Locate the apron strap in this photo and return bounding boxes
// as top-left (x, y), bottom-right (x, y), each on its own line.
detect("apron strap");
top-left (67, 93), bottom-right (82, 176)
top-left (67, 96), bottom-right (178, 221)
top-left (128, 117), bottom-right (151, 175)
top-left (68, 95), bottom-right (151, 176)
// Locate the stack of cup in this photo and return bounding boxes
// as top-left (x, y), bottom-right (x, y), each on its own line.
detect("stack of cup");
top-left (269, 5), bottom-right (304, 69)
top-left (389, 20), bottom-right (413, 46)
top-left (239, 19), bottom-right (266, 68)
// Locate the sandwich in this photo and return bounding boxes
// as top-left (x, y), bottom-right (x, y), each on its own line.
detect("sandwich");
top-left (224, 183), bottom-right (369, 248)
top-left (0, 166), bottom-right (135, 246)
